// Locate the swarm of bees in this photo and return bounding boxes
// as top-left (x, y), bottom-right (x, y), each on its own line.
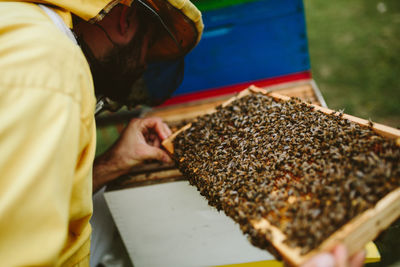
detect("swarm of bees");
top-left (173, 93), bottom-right (400, 255)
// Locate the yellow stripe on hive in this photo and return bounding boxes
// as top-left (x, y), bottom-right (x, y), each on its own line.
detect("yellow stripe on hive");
top-left (215, 242), bottom-right (380, 266)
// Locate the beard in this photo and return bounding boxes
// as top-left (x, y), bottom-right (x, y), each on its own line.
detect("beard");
top-left (77, 30), bottom-right (147, 105)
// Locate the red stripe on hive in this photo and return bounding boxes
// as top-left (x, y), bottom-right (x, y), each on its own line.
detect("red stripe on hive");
top-left (159, 71), bottom-right (312, 107)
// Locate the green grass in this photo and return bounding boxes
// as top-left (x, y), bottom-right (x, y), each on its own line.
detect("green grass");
top-left (305, 1), bottom-right (400, 266)
top-left (304, 0), bottom-right (400, 128)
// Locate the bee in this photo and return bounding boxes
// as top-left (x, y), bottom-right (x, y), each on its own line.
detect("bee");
top-left (368, 118), bottom-right (374, 128)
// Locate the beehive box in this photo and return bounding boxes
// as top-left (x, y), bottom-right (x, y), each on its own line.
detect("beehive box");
top-left (162, 86), bottom-right (400, 266)
top-left (173, 0), bottom-right (310, 98)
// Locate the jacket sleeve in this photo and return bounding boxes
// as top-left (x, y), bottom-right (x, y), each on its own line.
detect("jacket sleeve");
top-left (0, 86), bottom-right (82, 266)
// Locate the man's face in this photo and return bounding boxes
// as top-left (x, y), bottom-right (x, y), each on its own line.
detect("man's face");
top-left (82, 34), bottom-right (147, 103)
top-left (77, 3), bottom-right (154, 103)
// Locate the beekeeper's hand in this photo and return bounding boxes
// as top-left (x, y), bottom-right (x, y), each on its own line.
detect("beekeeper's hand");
top-left (301, 245), bottom-right (365, 267)
top-left (93, 117), bottom-right (172, 192)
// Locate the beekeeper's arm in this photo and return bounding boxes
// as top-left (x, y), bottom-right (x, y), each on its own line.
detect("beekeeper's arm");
top-left (92, 117), bottom-right (172, 192)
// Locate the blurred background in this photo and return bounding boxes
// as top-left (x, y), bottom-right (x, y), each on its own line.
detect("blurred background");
top-left (307, 2), bottom-right (400, 266)
top-left (305, 0), bottom-right (400, 128)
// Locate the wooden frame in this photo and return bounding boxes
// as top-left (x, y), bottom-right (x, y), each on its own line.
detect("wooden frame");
top-left (108, 81), bottom-right (328, 191)
top-left (162, 86), bottom-right (400, 266)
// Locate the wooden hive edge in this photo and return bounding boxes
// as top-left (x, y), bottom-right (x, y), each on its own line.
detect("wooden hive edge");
top-left (162, 123), bottom-right (192, 154)
top-left (251, 187), bottom-right (400, 266)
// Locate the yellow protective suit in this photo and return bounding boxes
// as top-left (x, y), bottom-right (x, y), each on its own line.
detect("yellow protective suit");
top-left (0, 0), bottom-right (201, 266)
top-left (0, 2), bottom-right (96, 266)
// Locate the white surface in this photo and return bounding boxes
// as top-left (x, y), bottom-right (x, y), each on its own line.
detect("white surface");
top-left (104, 181), bottom-right (274, 267)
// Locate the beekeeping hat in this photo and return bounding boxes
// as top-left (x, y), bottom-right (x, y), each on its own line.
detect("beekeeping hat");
top-left (105, 0), bottom-right (203, 61)
top-left (34, 0), bottom-right (202, 112)
top-left (93, 0), bottom-right (203, 113)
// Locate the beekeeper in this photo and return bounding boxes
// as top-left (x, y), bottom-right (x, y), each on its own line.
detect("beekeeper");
top-left (0, 0), bottom-right (202, 265)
